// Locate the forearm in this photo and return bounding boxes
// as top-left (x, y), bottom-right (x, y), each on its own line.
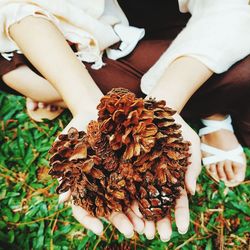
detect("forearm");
top-left (147, 56), bottom-right (213, 112)
top-left (9, 16), bottom-right (103, 118)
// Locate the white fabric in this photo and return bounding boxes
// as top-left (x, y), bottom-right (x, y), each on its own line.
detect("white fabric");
top-left (106, 24), bottom-right (145, 60)
top-left (199, 116), bottom-right (245, 165)
top-left (141, 0), bottom-right (250, 94)
top-left (199, 116), bottom-right (234, 136)
top-left (0, 0), bottom-right (144, 69)
top-left (201, 143), bottom-right (244, 165)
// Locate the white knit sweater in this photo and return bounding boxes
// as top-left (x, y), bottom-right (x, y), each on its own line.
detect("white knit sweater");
top-left (0, 0), bottom-right (250, 94)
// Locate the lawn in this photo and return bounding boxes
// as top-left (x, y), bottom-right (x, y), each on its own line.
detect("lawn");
top-left (0, 92), bottom-right (249, 250)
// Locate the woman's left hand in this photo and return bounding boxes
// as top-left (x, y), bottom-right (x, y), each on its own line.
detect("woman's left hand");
top-left (57, 114), bottom-right (145, 237)
top-left (130, 113), bottom-right (202, 241)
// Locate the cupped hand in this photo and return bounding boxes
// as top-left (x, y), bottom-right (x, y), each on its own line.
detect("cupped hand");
top-left (55, 114), bottom-right (144, 237)
top-left (131, 113), bottom-right (201, 241)
top-left (59, 189), bottom-right (144, 237)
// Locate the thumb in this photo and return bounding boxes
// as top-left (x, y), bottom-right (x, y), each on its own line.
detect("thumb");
top-left (58, 189), bottom-right (72, 203)
top-left (185, 139), bottom-right (202, 195)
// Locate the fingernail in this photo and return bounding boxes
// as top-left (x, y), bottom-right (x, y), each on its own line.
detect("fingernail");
top-left (178, 228), bottom-right (188, 234)
top-left (160, 236), bottom-right (170, 242)
top-left (146, 235), bottom-right (154, 240)
top-left (190, 186), bottom-right (195, 195)
top-left (95, 229), bottom-right (103, 236)
top-left (137, 229), bottom-right (144, 235)
top-left (191, 180), bottom-right (196, 195)
top-left (236, 175), bottom-right (244, 182)
top-left (38, 102), bottom-right (45, 109)
top-left (27, 101), bottom-right (35, 111)
top-left (190, 188), bottom-right (195, 195)
top-left (58, 192), bottom-right (69, 204)
top-left (125, 232), bottom-right (134, 238)
top-left (58, 196), bottom-right (64, 204)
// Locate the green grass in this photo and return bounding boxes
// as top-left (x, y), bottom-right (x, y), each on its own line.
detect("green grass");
top-left (0, 92), bottom-right (249, 250)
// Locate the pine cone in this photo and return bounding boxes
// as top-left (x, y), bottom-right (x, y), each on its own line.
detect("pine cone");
top-left (49, 88), bottom-right (191, 221)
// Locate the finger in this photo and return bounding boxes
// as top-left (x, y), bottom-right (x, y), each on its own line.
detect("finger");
top-left (224, 160), bottom-right (234, 181)
top-left (72, 204), bottom-right (103, 235)
top-left (126, 209), bottom-right (144, 234)
top-left (185, 137), bottom-right (201, 195)
top-left (156, 215), bottom-right (172, 242)
top-left (61, 115), bottom-right (94, 135)
top-left (207, 164), bottom-right (220, 181)
top-left (58, 190), bottom-right (71, 203)
top-left (109, 212), bottom-right (134, 238)
top-left (130, 201), bottom-right (143, 218)
top-left (208, 164), bottom-right (216, 175)
top-left (216, 162), bottom-right (226, 180)
top-left (175, 188), bottom-right (189, 234)
top-left (143, 220), bottom-right (155, 240)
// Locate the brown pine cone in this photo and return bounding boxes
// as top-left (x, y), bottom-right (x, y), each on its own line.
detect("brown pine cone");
top-left (49, 88), bottom-right (191, 221)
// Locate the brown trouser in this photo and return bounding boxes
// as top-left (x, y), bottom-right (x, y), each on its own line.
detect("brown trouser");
top-left (0, 39), bottom-right (250, 146)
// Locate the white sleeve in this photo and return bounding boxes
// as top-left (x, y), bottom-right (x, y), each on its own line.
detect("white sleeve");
top-left (141, 0), bottom-right (250, 95)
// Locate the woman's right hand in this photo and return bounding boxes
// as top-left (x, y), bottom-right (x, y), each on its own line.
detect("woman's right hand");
top-left (60, 192), bottom-right (143, 237)
top-left (56, 114), bottom-right (144, 237)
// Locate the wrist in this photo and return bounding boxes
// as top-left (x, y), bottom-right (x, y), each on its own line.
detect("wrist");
top-left (145, 91), bottom-right (187, 113)
top-left (147, 56), bottom-right (213, 113)
top-left (62, 113), bottom-right (97, 134)
top-left (73, 111), bottom-right (98, 123)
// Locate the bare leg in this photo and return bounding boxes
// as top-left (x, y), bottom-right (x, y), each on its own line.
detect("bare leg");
top-left (9, 16), bottom-right (103, 118)
top-left (201, 114), bottom-right (246, 185)
top-left (2, 65), bottom-right (64, 104)
top-left (2, 65), bottom-right (67, 121)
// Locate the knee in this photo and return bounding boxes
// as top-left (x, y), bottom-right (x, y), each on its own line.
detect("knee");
top-left (2, 66), bottom-right (26, 89)
top-left (228, 55), bottom-right (250, 94)
top-left (9, 15), bottom-right (53, 39)
top-left (217, 55), bottom-right (250, 103)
